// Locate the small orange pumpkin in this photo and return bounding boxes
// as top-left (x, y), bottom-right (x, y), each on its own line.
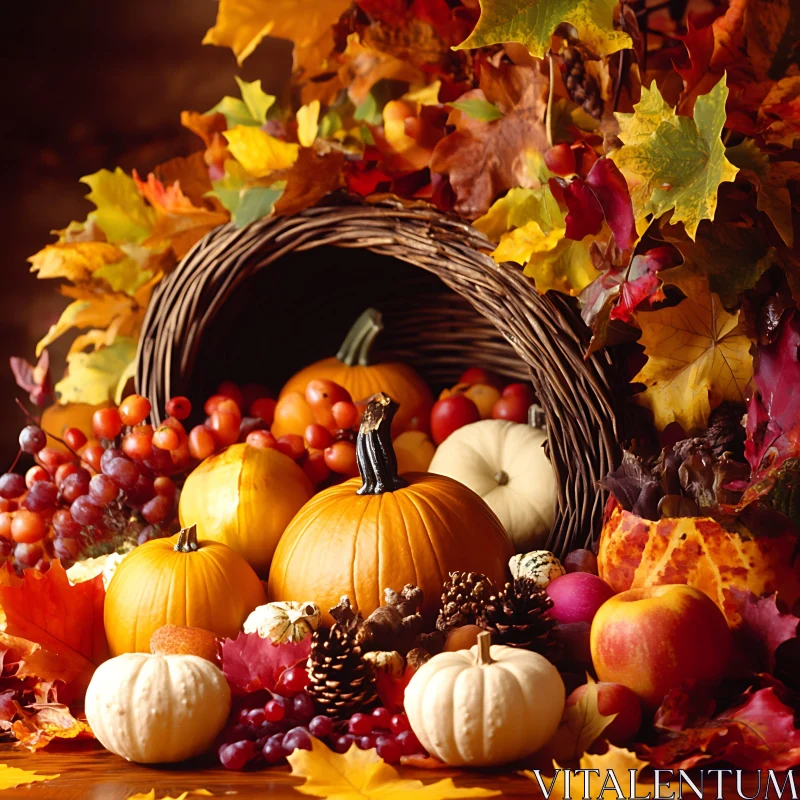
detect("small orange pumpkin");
top-left (278, 309), bottom-right (433, 438)
top-left (268, 394), bottom-right (513, 624)
top-left (104, 525), bottom-right (266, 656)
top-left (598, 500), bottom-right (800, 625)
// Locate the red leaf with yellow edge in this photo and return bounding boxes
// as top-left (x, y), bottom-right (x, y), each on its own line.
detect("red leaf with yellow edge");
top-left (0, 562), bottom-right (108, 697)
top-left (221, 632), bottom-right (310, 694)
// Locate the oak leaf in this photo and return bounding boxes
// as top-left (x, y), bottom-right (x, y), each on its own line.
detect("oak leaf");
top-left (633, 283), bottom-right (753, 432)
top-left (0, 562), bottom-right (108, 696)
top-left (203, 0), bottom-right (351, 75)
top-left (0, 765), bottom-right (58, 790)
top-left (611, 76), bottom-right (738, 239)
top-left (523, 745), bottom-right (652, 800)
top-left (549, 675), bottom-right (616, 761)
top-left (80, 168), bottom-right (156, 246)
top-left (455, 0), bottom-right (632, 59)
top-left (287, 737), bottom-right (500, 799)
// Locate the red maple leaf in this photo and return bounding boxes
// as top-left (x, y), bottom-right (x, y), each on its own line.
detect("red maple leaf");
top-left (0, 561), bottom-right (108, 698)
top-left (221, 632), bottom-right (310, 695)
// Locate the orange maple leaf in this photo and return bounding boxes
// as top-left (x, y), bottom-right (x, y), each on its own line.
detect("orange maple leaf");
top-left (9, 702), bottom-right (93, 752)
top-left (0, 562), bottom-right (108, 697)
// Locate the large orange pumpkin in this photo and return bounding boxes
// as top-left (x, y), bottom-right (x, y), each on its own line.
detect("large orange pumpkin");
top-left (598, 500), bottom-right (800, 626)
top-left (278, 309), bottom-right (433, 438)
top-left (179, 443), bottom-right (314, 576)
top-left (268, 394), bottom-right (513, 624)
top-left (104, 525), bottom-right (266, 656)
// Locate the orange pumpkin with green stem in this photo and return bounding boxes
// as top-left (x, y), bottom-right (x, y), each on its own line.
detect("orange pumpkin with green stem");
top-left (104, 525), bottom-right (266, 656)
top-left (268, 393), bottom-right (514, 624)
top-left (277, 309), bottom-right (433, 438)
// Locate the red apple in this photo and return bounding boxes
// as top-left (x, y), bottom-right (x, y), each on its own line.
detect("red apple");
top-left (430, 394), bottom-right (480, 444)
top-left (590, 585), bottom-right (731, 709)
top-left (502, 383), bottom-right (536, 405)
top-left (491, 394), bottom-right (529, 424)
top-left (547, 572), bottom-right (615, 625)
top-left (566, 681), bottom-right (642, 748)
top-left (458, 367), bottom-right (505, 391)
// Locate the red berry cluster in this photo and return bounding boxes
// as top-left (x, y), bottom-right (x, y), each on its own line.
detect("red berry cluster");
top-left (218, 665), bottom-right (424, 770)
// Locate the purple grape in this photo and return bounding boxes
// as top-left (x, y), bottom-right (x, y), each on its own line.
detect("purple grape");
top-left (238, 417), bottom-right (268, 441)
top-left (137, 524), bottom-right (166, 545)
top-left (53, 536), bottom-right (81, 564)
top-left (245, 707), bottom-right (266, 727)
top-left (219, 739), bottom-right (255, 770)
top-left (61, 471), bottom-right (91, 503)
top-left (282, 727), bottom-right (312, 754)
top-left (126, 475), bottom-right (156, 508)
top-left (356, 735), bottom-right (375, 751)
top-left (89, 473), bottom-right (119, 505)
top-left (0, 538), bottom-right (13, 558)
top-left (99, 448), bottom-right (124, 474)
top-left (23, 481), bottom-right (58, 512)
top-left (396, 729), bottom-right (423, 756)
top-left (333, 734), bottom-right (355, 754)
top-left (262, 738), bottom-right (286, 764)
top-left (376, 736), bottom-right (402, 763)
top-left (14, 542), bottom-right (42, 569)
top-left (70, 495), bottom-right (103, 526)
top-left (105, 457), bottom-right (139, 490)
top-left (19, 426), bottom-right (47, 454)
top-left (308, 715), bottom-right (333, 738)
top-left (52, 509), bottom-right (81, 538)
top-left (292, 692), bottom-right (315, 722)
top-left (0, 474), bottom-right (26, 500)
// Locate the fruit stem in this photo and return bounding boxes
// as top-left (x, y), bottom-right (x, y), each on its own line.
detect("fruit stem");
top-left (545, 53), bottom-right (555, 149)
top-left (356, 393), bottom-right (408, 496)
top-left (336, 309), bottom-right (383, 367)
top-left (476, 632), bottom-right (493, 666)
top-left (174, 524), bottom-right (199, 553)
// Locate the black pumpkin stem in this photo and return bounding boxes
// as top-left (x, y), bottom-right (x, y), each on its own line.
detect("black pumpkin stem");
top-left (336, 308), bottom-right (383, 367)
top-left (356, 393), bottom-right (408, 496)
top-left (174, 524), bottom-right (199, 552)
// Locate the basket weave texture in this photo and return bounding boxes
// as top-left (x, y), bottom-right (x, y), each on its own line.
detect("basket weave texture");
top-left (136, 202), bottom-right (622, 556)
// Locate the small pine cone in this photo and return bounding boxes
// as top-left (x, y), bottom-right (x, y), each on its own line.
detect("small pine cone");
top-left (480, 577), bottom-right (556, 655)
top-left (560, 47), bottom-right (603, 119)
top-left (307, 622), bottom-right (377, 719)
top-left (703, 403), bottom-right (746, 460)
top-left (436, 571), bottom-right (493, 632)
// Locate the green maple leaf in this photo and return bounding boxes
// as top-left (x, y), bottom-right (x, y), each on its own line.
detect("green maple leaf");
top-left (615, 82), bottom-right (674, 145)
top-left (611, 75), bottom-right (739, 240)
top-left (449, 97), bottom-right (505, 122)
top-left (454, 0), bottom-right (632, 59)
top-left (209, 76), bottom-right (275, 128)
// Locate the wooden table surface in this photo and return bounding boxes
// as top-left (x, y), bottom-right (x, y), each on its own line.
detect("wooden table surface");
top-left (0, 742), bottom-right (776, 799)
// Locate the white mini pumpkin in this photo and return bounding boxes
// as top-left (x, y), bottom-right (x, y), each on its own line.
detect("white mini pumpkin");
top-left (428, 419), bottom-right (556, 552)
top-left (404, 632), bottom-right (564, 766)
top-left (85, 652), bottom-right (231, 763)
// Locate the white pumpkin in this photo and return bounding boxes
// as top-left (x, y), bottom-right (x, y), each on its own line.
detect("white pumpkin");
top-left (428, 419), bottom-right (556, 552)
top-left (85, 652), bottom-right (231, 763)
top-left (404, 632), bottom-right (564, 766)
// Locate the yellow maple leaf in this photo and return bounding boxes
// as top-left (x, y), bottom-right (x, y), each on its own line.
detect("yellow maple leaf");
top-left (127, 790), bottom-right (212, 800)
top-left (522, 745), bottom-right (653, 800)
top-left (633, 284), bottom-right (753, 432)
top-left (28, 241), bottom-right (126, 282)
top-left (297, 100), bottom-right (321, 148)
top-left (81, 168), bottom-right (156, 245)
top-left (0, 764), bottom-right (59, 790)
top-left (55, 337), bottom-right (139, 406)
top-left (287, 738), bottom-right (500, 800)
top-left (549, 675), bottom-right (617, 761)
top-left (223, 126), bottom-right (300, 177)
top-left (202, 0), bottom-right (350, 75)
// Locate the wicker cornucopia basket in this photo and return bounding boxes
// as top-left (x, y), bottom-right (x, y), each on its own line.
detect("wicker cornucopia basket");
top-left (135, 201), bottom-right (623, 557)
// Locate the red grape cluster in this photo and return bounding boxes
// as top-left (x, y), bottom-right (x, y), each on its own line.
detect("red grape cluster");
top-left (217, 665), bottom-right (425, 770)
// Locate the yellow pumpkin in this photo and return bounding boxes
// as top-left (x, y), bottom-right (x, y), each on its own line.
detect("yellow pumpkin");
top-left (279, 309), bottom-right (433, 438)
top-left (268, 394), bottom-right (513, 625)
top-left (179, 443), bottom-right (314, 576)
top-left (598, 500), bottom-right (800, 625)
top-left (393, 430), bottom-right (436, 473)
top-left (104, 526), bottom-right (266, 656)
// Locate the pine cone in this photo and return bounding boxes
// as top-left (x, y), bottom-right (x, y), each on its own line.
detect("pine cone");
top-left (307, 622), bottom-right (377, 719)
top-left (560, 47), bottom-right (603, 119)
top-left (703, 403), bottom-right (745, 460)
top-left (480, 578), bottom-right (556, 654)
top-left (436, 571), bottom-right (493, 632)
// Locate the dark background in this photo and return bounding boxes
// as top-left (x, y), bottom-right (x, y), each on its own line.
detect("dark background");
top-left (2, 1), bottom-right (291, 461)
